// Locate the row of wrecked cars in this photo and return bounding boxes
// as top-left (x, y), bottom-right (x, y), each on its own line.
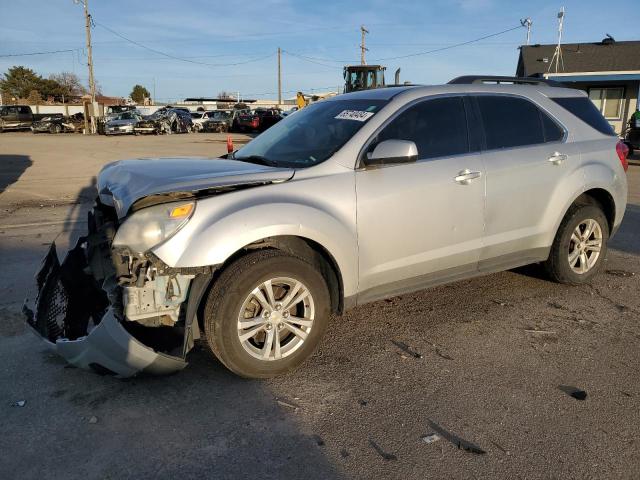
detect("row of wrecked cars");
top-left (104, 107), bottom-right (285, 136)
top-left (103, 107), bottom-right (194, 135)
top-left (25, 106), bottom-right (285, 136)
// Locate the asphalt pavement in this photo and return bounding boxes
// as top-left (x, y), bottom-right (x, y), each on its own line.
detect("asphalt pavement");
top-left (1, 132), bottom-right (639, 479)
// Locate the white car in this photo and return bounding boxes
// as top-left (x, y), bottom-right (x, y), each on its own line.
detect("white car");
top-left (190, 111), bottom-right (218, 132)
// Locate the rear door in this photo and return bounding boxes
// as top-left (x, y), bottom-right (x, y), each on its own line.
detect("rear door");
top-left (471, 94), bottom-right (580, 271)
top-left (17, 106), bottom-right (32, 127)
top-left (356, 95), bottom-right (486, 302)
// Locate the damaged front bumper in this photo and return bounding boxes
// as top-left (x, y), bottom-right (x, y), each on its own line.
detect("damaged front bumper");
top-left (23, 206), bottom-right (209, 378)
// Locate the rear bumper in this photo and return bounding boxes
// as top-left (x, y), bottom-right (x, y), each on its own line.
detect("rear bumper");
top-left (23, 240), bottom-right (188, 378)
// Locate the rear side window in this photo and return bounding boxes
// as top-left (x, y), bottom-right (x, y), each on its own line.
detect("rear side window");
top-left (550, 97), bottom-right (615, 136)
top-left (476, 96), bottom-right (545, 149)
top-left (377, 96), bottom-right (469, 159)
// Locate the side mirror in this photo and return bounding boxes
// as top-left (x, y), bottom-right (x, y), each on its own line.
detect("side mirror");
top-left (365, 139), bottom-right (418, 166)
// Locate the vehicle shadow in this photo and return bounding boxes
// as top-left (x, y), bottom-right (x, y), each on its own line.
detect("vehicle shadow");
top-left (63, 176), bottom-right (97, 229)
top-left (609, 203), bottom-right (640, 256)
top-left (0, 154), bottom-right (33, 195)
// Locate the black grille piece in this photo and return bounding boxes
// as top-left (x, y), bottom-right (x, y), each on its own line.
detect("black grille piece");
top-left (33, 240), bottom-right (109, 342)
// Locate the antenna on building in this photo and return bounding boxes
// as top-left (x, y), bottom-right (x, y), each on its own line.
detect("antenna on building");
top-left (520, 18), bottom-right (533, 45)
top-left (360, 25), bottom-right (369, 65)
top-left (548, 7), bottom-right (565, 73)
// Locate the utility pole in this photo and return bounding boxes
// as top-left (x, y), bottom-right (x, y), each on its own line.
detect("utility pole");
top-left (277, 47), bottom-right (282, 106)
top-left (520, 18), bottom-right (532, 45)
top-left (76, 0), bottom-right (97, 133)
top-left (360, 25), bottom-right (369, 65)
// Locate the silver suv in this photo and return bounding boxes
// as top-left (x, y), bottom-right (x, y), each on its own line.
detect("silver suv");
top-left (25, 76), bottom-right (629, 378)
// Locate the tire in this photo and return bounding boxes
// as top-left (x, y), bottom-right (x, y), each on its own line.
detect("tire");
top-left (543, 201), bottom-right (609, 284)
top-left (50, 124), bottom-right (61, 134)
top-left (203, 250), bottom-right (331, 378)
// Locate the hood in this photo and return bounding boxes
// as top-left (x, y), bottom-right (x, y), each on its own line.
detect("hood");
top-left (107, 118), bottom-right (137, 127)
top-left (97, 157), bottom-right (294, 217)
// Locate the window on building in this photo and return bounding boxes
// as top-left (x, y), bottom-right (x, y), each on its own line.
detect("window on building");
top-left (588, 87), bottom-right (624, 119)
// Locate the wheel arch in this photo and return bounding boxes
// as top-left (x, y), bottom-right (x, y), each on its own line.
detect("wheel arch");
top-left (195, 235), bottom-right (346, 333)
top-left (576, 188), bottom-right (616, 232)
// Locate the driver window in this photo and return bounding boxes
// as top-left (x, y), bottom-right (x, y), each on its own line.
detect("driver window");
top-left (376, 96), bottom-right (469, 160)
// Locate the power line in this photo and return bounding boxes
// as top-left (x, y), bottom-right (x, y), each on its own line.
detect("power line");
top-left (0, 48), bottom-right (81, 58)
top-left (93, 21), bottom-right (276, 67)
top-left (283, 24), bottom-right (526, 66)
top-left (281, 50), bottom-right (344, 69)
top-left (371, 24), bottom-right (525, 62)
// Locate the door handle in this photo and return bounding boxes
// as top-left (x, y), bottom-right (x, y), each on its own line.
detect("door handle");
top-left (454, 169), bottom-right (482, 185)
top-left (548, 152), bottom-right (567, 165)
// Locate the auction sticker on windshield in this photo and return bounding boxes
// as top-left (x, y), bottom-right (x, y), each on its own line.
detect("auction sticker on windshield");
top-left (335, 110), bottom-right (375, 122)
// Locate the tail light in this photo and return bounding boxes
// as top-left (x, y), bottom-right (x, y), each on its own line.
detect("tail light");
top-left (616, 140), bottom-right (629, 172)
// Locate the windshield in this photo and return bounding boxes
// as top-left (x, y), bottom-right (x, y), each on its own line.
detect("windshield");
top-left (234, 99), bottom-right (386, 167)
top-left (212, 111), bottom-right (231, 120)
top-left (118, 112), bottom-right (137, 120)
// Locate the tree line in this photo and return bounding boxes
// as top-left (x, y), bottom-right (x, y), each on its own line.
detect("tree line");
top-left (0, 65), bottom-right (100, 103)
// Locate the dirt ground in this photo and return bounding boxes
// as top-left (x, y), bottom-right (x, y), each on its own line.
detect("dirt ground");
top-left (0, 132), bottom-right (639, 479)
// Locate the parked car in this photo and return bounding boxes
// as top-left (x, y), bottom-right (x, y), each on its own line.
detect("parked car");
top-left (201, 110), bottom-right (236, 133)
top-left (190, 110), bottom-right (219, 132)
top-left (134, 108), bottom-right (193, 135)
top-left (25, 76), bottom-right (628, 379)
top-left (105, 105), bottom-right (137, 119)
top-left (236, 108), bottom-right (282, 132)
top-left (0, 105), bottom-right (54, 132)
top-left (31, 113), bottom-right (85, 134)
top-left (105, 111), bottom-right (143, 136)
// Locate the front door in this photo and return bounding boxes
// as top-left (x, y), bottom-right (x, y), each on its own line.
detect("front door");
top-left (356, 96), bottom-right (485, 303)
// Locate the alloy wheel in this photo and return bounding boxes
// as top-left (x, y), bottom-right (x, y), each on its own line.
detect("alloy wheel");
top-left (237, 277), bottom-right (315, 361)
top-left (568, 218), bottom-right (603, 274)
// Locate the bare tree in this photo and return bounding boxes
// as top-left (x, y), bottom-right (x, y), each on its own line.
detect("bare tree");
top-left (49, 72), bottom-right (87, 97)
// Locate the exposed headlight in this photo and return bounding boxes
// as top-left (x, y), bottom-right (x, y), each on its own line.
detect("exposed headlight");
top-left (113, 201), bottom-right (195, 253)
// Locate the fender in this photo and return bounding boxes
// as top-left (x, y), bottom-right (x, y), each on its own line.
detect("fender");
top-left (548, 159), bottom-right (625, 244)
top-left (153, 199), bottom-right (358, 298)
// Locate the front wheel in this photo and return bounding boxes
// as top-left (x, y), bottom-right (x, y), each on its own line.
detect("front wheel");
top-left (544, 202), bottom-right (609, 284)
top-left (203, 250), bottom-right (330, 378)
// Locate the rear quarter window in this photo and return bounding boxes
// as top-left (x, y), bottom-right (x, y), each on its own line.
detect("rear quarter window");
top-left (476, 96), bottom-right (544, 149)
top-left (550, 97), bottom-right (616, 136)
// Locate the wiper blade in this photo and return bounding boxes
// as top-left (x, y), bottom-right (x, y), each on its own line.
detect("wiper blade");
top-left (234, 155), bottom-right (277, 167)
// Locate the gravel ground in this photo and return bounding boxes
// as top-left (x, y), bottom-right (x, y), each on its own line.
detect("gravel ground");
top-left (0, 132), bottom-right (639, 479)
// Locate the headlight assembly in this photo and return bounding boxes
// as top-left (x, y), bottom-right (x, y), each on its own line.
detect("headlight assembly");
top-left (113, 201), bottom-right (195, 253)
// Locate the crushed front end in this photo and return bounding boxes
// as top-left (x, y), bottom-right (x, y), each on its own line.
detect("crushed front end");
top-left (23, 200), bottom-right (209, 378)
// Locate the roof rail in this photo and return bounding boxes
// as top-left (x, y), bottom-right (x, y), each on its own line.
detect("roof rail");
top-left (448, 75), bottom-right (562, 87)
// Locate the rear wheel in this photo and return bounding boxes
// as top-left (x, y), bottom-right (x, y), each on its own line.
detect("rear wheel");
top-left (203, 250), bottom-right (330, 378)
top-left (544, 202), bottom-right (609, 284)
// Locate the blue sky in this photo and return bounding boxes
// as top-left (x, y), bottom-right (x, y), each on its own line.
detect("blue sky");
top-left (1, 0), bottom-right (638, 101)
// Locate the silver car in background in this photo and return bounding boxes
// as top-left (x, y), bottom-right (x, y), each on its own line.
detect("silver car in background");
top-left (105, 111), bottom-right (143, 135)
top-left (24, 76), bottom-right (629, 379)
